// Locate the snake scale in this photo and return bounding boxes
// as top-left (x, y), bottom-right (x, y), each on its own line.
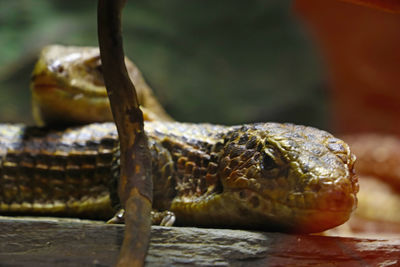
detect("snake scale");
top-left (0, 45), bottom-right (358, 233)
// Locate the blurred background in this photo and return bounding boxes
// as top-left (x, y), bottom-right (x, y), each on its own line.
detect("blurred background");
top-left (0, 0), bottom-right (327, 128)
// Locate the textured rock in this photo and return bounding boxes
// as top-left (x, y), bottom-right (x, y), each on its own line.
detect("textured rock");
top-left (0, 216), bottom-right (399, 266)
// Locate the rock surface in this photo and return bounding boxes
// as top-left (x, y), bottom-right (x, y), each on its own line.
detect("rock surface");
top-left (1, 216), bottom-right (399, 266)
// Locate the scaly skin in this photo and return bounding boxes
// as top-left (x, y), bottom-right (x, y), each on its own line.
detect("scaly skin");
top-left (0, 121), bottom-right (358, 233)
top-left (30, 45), bottom-right (172, 126)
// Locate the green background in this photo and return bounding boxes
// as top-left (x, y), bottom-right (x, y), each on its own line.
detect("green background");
top-left (0, 0), bottom-right (329, 129)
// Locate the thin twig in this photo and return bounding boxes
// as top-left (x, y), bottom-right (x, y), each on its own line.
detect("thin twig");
top-left (97, 0), bottom-right (153, 266)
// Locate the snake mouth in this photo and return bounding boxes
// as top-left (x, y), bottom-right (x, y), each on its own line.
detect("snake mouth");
top-left (31, 77), bottom-right (112, 126)
top-left (31, 81), bottom-right (58, 93)
top-left (170, 186), bottom-right (355, 233)
top-left (31, 72), bottom-right (59, 92)
top-left (232, 187), bottom-right (356, 212)
top-left (32, 72), bottom-right (107, 97)
top-left (227, 187), bottom-right (357, 233)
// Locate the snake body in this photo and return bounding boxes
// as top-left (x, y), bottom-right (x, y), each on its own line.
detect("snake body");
top-left (0, 45), bottom-right (359, 233)
top-left (0, 121), bottom-right (358, 233)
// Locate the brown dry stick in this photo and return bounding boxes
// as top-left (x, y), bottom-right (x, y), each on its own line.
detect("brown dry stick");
top-left (97, 0), bottom-right (152, 266)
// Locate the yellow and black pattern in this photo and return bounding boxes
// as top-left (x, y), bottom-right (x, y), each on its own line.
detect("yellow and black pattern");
top-left (0, 121), bottom-right (358, 233)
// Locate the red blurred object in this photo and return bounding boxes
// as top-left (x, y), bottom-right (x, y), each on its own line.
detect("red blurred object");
top-left (340, 0), bottom-right (400, 13)
top-left (294, 0), bottom-right (400, 136)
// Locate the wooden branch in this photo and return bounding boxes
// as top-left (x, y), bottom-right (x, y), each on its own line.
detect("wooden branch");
top-left (97, 0), bottom-right (152, 266)
top-left (1, 217), bottom-right (399, 266)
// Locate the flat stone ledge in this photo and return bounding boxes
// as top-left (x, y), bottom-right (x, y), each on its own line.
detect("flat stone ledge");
top-left (0, 216), bottom-right (399, 266)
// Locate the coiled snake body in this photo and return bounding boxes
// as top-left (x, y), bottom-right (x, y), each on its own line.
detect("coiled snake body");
top-left (0, 45), bottom-right (358, 233)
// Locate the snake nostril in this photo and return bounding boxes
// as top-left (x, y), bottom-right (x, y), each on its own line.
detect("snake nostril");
top-left (56, 65), bottom-right (65, 74)
top-left (239, 191), bottom-right (246, 199)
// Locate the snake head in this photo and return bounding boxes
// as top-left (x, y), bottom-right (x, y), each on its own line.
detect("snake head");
top-left (30, 45), bottom-right (171, 126)
top-left (217, 123), bottom-right (358, 233)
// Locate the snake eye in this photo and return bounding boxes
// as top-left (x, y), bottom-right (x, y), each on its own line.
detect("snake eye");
top-left (262, 151), bottom-right (277, 171)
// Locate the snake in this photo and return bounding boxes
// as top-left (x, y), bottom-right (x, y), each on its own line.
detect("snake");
top-left (0, 45), bottom-right (358, 233)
